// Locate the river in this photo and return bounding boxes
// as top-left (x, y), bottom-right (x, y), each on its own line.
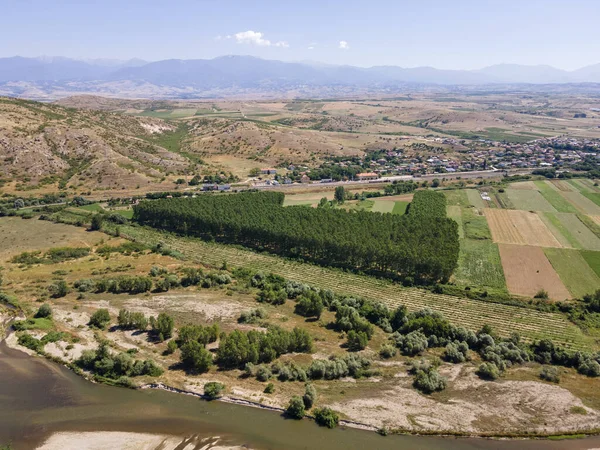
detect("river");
top-left (1, 341), bottom-right (599, 450)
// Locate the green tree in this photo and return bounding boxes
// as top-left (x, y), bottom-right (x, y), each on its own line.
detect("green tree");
top-left (286, 395), bottom-right (306, 419)
top-left (346, 330), bottom-right (368, 351)
top-left (294, 292), bottom-right (324, 319)
top-left (314, 407), bottom-right (339, 428)
top-left (303, 383), bottom-right (317, 409)
top-left (334, 186), bottom-right (346, 204)
top-left (35, 303), bottom-right (52, 318)
top-left (180, 341), bottom-right (213, 373)
top-left (90, 214), bottom-right (104, 231)
top-left (154, 313), bottom-right (174, 339)
top-left (89, 309), bottom-right (111, 329)
top-left (49, 280), bottom-right (69, 298)
top-left (204, 382), bottom-right (225, 399)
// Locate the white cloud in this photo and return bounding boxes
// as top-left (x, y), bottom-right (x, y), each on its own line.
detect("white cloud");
top-left (308, 42), bottom-right (317, 50)
top-left (230, 30), bottom-right (288, 48)
top-left (339, 40), bottom-right (349, 50)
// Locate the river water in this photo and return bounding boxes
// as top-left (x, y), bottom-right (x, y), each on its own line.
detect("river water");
top-left (1, 341), bottom-right (599, 450)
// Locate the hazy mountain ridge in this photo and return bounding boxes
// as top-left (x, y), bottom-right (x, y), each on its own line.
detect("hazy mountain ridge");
top-left (2, 55), bottom-right (600, 99)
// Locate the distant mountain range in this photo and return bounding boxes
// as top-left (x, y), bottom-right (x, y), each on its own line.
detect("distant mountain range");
top-left (2, 55), bottom-right (600, 99)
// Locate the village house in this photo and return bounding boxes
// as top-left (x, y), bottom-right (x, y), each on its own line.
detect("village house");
top-left (356, 172), bottom-right (379, 181)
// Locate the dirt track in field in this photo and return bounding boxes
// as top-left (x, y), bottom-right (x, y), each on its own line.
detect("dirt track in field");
top-left (590, 215), bottom-right (600, 226)
top-left (498, 243), bottom-right (572, 300)
top-left (484, 209), bottom-right (562, 247)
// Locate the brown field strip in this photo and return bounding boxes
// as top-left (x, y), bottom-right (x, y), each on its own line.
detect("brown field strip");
top-left (549, 180), bottom-right (575, 192)
top-left (562, 191), bottom-right (600, 215)
top-left (499, 244), bottom-right (572, 301)
top-left (484, 209), bottom-right (562, 247)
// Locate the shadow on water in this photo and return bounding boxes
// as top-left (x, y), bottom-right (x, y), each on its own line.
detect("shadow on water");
top-left (1, 340), bottom-right (599, 450)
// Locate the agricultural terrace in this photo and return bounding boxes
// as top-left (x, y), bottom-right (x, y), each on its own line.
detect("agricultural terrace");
top-left (133, 191), bottom-right (459, 283)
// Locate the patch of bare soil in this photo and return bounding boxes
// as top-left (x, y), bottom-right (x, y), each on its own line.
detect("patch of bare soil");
top-left (331, 369), bottom-right (599, 434)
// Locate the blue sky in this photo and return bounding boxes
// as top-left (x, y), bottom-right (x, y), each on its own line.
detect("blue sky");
top-left (2, 0), bottom-right (598, 70)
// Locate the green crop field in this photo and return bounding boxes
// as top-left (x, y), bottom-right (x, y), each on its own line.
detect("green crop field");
top-left (453, 239), bottom-right (507, 292)
top-left (108, 223), bottom-right (594, 350)
top-left (370, 199), bottom-right (394, 213)
top-left (506, 188), bottom-right (556, 212)
top-left (562, 191), bottom-right (600, 215)
top-left (534, 181), bottom-right (578, 213)
top-left (544, 248), bottom-right (600, 299)
top-left (462, 207), bottom-right (492, 240)
top-left (540, 213), bottom-right (578, 248)
top-left (391, 201), bottom-right (409, 215)
top-left (542, 213), bottom-right (600, 250)
top-left (447, 205), bottom-right (464, 238)
top-left (76, 203), bottom-right (105, 213)
top-left (581, 251), bottom-right (600, 279)
top-left (583, 192), bottom-right (600, 207)
top-left (466, 189), bottom-right (486, 208)
top-left (443, 189), bottom-right (470, 207)
top-left (568, 179), bottom-right (594, 193)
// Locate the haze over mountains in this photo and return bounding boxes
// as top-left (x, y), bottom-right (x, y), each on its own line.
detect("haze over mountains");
top-left (2, 55), bottom-right (600, 100)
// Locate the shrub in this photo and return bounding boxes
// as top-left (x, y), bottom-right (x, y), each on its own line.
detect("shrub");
top-left (256, 365), bottom-right (272, 382)
top-left (117, 310), bottom-right (148, 330)
top-left (89, 309), bottom-right (111, 329)
top-left (90, 214), bottom-right (104, 231)
top-left (153, 313), bottom-right (174, 339)
top-left (294, 292), bottom-right (324, 319)
top-left (379, 343), bottom-right (397, 359)
top-left (477, 362), bottom-right (501, 380)
top-left (444, 341), bottom-right (470, 363)
top-left (35, 303), bottom-right (52, 319)
top-left (238, 308), bottom-right (268, 324)
top-left (393, 330), bottom-right (428, 356)
top-left (286, 396), bottom-right (306, 419)
top-left (264, 382), bottom-right (275, 394)
top-left (413, 368), bottom-right (447, 394)
top-left (346, 330), bottom-right (368, 351)
top-left (303, 383), bottom-right (317, 409)
top-left (18, 333), bottom-right (43, 352)
top-left (204, 382), bottom-right (225, 400)
top-left (48, 280), bottom-right (69, 298)
top-left (577, 358), bottom-right (600, 377)
top-left (534, 289), bottom-right (549, 300)
top-left (313, 407), bottom-right (339, 428)
top-left (74, 279), bottom-right (95, 292)
top-left (540, 366), bottom-right (560, 383)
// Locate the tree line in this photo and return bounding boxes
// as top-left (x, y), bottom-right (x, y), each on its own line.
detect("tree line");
top-left (133, 191), bottom-right (459, 283)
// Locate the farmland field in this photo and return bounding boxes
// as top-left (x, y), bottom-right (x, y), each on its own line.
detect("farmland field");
top-left (544, 248), bottom-right (600, 298)
top-left (466, 189), bottom-right (486, 208)
top-left (548, 213), bottom-right (600, 250)
top-left (534, 181), bottom-right (579, 213)
top-left (453, 239), bottom-right (506, 292)
top-left (391, 201), bottom-right (409, 215)
top-left (498, 243), bottom-right (571, 301)
top-left (443, 189), bottom-right (470, 207)
top-left (549, 180), bottom-right (577, 192)
top-left (583, 192), bottom-right (600, 207)
top-left (371, 199), bottom-right (395, 213)
top-left (108, 222), bottom-right (594, 349)
top-left (581, 250), bottom-right (600, 278)
top-left (462, 207), bottom-right (492, 240)
top-left (484, 208), bottom-right (562, 247)
top-left (562, 191), bottom-right (600, 215)
top-left (506, 188), bottom-right (556, 212)
top-left (447, 205), bottom-right (465, 238)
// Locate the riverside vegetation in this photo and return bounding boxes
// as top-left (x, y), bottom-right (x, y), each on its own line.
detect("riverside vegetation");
top-left (1, 189), bottom-right (600, 436)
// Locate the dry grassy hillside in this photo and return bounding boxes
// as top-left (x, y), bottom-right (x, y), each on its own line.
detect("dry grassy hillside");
top-left (0, 97), bottom-right (192, 194)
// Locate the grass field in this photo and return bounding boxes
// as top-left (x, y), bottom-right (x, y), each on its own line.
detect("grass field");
top-left (370, 199), bottom-right (395, 213)
top-left (534, 181), bottom-right (579, 213)
top-left (462, 207), bottom-right (492, 240)
top-left (453, 239), bottom-right (507, 292)
top-left (552, 213), bottom-right (600, 250)
top-left (562, 192), bottom-right (600, 215)
top-left (539, 213), bottom-right (575, 248)
top-left (581, 251), bottom-right (600, 279)
top-left (391, 201), bottom-right (409, 215)
top-left (506, 188), bottom-right (557, 212)
top-left (105, 222), bottom-right (595, 349)
top-left (447, 205), bottom-right (465, 239)
top-left (582, 192), bottom-right (600, 207)
top-left (544, 248), bottom-right (600, 299)
top-left (76, 203), bottom-right (105, 213)
top-left (466, 189), bottom-right (486, 208)
top-left (443, 189), bottom-right (470, 207)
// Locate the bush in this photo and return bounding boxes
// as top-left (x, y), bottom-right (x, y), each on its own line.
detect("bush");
top-left (256, 365), bottom-right (272, 382)
top-left (294, 292), bottom-right (324, 319)
top-left (165, 340), bottom-right (178, 355)
top-left (313, 407), bottom-right (339, 428)
top-left (180, 341), bottom-right (213, 373)
top-left (379, 343), bottom-right (397, 359)
top-left (393, 330), bottom-right (428, 356)
top-left (238, 308), bottom-right (268, 324)
top-left (264, 382), bottom-right (275, 394)
top-left (346, 330), bottom-right (368, 351)
top-left (18, 333), bottom-right (43, 352)
top-left (444, 341), bottom-right (470, 363)
top-left (89, 309), bottom-right (111, 329)
top-left (204, 382), bottom-right (225, 400)
top-left (90, 214), bottom-right (104, 231)
top-left (49, 280), bottom-right (69, 298)
top-left (303, 383), bottom-right (317, 409)
top-left (153, 313), bottom-right (174, 339)
top-left (534, 289), bottom-right (549, 300)
top-left (477, 362), bottom-right (501, 380)
top-left (540, 366), bottom-right (560, 383)
top-left (74, 279), bottom-right (95, 292)
top-left (286, 396), bottom-right (306, 419)
top-left (35, 303), bottom-right (52, 319)
top-left (413, 368), bottom-right (447, 394)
